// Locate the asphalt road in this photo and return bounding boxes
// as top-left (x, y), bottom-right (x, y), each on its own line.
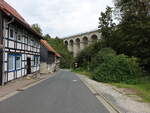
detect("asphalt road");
top-left (0, 70), bottom-right (109, 113)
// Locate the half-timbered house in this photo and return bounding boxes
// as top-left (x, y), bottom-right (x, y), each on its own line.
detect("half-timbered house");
top-left (0, 0), bottom-right (43, 85)
top-left (40, 40), bottom-right (61, 74)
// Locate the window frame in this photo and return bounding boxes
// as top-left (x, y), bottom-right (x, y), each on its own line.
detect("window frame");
top-left (8, 54), bottom-right (22, 72)
top-left (17, 31), bottom-right (22, 42)
top-left (34, 56), bottom-right (39, 66)
top-left (8, 54), bottom-right (15, 72)
top-left (16, 54), bottom-right (22, 70)
top-left (9, 27), bottom-right (14, 39)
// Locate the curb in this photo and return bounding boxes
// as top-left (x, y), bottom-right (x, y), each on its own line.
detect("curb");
top-left (78, 74), bottom-right (122, 113)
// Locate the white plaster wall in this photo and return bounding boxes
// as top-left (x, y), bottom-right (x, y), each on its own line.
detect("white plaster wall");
top-left (8, 41), bottom-right (14, 48)
top-left (17, 70), bottom-right (22, 78)
top-left (8, 72), bottom-right (14, 81)
top-left (17, 43), bottom-right (21, 49)
top-left (40, 63), bottom-right (48, 74)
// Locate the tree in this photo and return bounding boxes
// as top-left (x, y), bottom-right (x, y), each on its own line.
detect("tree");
top-left (44, 34), bottom-right (51, 40)
top-left (114, 0), bottom-right (150, 71)
top-left (44, 35), bottom-right (74, 68)
top-left (98, 6), bottom-right (116, 47)
top-left (32, 24), bottom-right (43, 35)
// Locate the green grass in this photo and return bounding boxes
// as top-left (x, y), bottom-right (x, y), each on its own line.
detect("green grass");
top-left (111, 82), bottom-right (150, 102)
top-left (72, 68), bottom-right (93, 79)
top-left (73, 69), bottom-right (150, 102)
top-left (110, 75), bottom-right (150, 102)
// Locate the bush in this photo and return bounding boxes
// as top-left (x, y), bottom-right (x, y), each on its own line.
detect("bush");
top-left (90, 48), bottom-right (116, 70)
top-left (75, 41), bottom-right (106, 69)
top-left (93, 54), bottom-right (141, 84)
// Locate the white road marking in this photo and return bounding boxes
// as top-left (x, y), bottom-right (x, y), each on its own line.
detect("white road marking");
top-left (73, 80), bottom-right (78, 82)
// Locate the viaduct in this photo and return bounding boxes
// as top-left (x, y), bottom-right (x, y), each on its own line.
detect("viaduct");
top-left (63, 30), bottom-right (101, 57)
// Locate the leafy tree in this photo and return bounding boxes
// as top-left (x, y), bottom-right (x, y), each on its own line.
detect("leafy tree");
top-left (74, 40), bottom-right (106, 69)
top-left (114, 0), bottom-right (150, 71)
top-left (98, 6), bottom-right (116, 47)
top-left (90, 48), bottom-right (116, 70)
top-left (32, 24), bottom-right (43, 35)
top-left (44, 35), bottom-right (73, 68)
top-left (44, 34), bottom-right (51, 40)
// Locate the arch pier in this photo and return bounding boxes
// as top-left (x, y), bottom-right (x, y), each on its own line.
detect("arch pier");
top-left (64, 30), bottom-right (101, 57)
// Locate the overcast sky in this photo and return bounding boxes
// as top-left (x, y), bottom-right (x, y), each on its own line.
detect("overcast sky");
top-left (6, 0), bottom-right (113, 38)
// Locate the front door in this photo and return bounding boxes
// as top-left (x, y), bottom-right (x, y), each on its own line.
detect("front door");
top-left (27, 57), bottom-right (31, 74)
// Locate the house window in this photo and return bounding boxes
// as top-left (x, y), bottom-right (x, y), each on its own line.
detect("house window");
top-left (24, 37), bottom-right (27, 44)
top-left (8, 54), bottom-right (22, 71)
top-left (34, 56), bottom-right (39, 66)
top-left (8, 55), bottom-right (15, 71)
top-left (16, 55), bottom-right (21, 70)
top-left (9, 28), bottom-right (14, 39)
top-left (17, 34), bottom-right (21, 41)
top-left (28, 38), bottom-right (31, 45)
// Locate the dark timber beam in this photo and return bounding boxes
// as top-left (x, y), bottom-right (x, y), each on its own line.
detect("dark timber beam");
top-left (0, 11), bottom-right (4, 85)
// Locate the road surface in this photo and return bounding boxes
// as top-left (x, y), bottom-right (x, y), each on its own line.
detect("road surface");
top-left (0, 70), bottom-right (109, 113)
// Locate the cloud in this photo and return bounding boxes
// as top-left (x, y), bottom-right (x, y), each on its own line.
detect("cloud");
top-left (5, 0), bottom-right (113, 38)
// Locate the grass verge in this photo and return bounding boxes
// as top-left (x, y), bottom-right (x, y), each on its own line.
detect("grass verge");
top-left (71, 68), bottom-right (93, 79)
top-left (73, 69), bottom-right (150, 103)
top-left (111, 82), bottom-right (150, 102)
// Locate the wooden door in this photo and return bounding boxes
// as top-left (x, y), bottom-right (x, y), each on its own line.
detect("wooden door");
top-left (27, 57), bottom-right (31, 74)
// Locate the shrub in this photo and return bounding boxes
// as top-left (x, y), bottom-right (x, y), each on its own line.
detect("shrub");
top-left (93, 54), bottom-right (141, 84)
top-left (90, 48), bottom-right (116, 70)
top-left (75, 41), bottom-right (106, 69)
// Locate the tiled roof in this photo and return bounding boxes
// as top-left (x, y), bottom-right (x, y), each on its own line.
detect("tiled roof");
top-left (0, 0), bottom-right (43, 39)
top-left (0, 0), bottom-right (26, 24)
top-left (40, 40), bottom-right (61, 57)
top-left (55, 52), bottom-right (61, 57)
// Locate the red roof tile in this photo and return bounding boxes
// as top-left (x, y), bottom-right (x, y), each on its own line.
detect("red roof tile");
top-left (0, 0), bottom-right (26, 24)
top-left (40, 40), bottom-right (56, 53)
top-left (0, 0), bottom-right (43, 39)
top-left (55, 52), bottom-right (61, 57)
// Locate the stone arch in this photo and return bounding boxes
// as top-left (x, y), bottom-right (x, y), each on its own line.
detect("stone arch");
top-left (75, 38), bottom-right (80, 49)
top-left (69, 39), bottom-right (74, 52)
top-left (64, 40), bottom-right (68, 47)
top-left (91, 34), bottom-right (98, 42)
top-left (82, 36), bottom-right (88, 47)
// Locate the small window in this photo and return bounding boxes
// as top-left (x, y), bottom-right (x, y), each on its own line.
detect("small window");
top-left (16, 55), bottom-right (21, 70)
top-left (34, 56), bottom-right (36, 66)
top-left (28, 38), bottom-right (31, 45)
top-left (17, 33), bottom-right (22, 41)
top-left (34, 56), bottom-right (39, 66)
top-left (24, 37), bottom-right (27, 44)
top-left (9, 28), bottom-right (14, 39)
top-left (8, 55), bottom-right (15, 71)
